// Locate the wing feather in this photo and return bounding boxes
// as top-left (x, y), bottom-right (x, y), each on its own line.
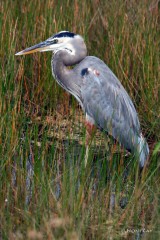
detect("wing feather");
top-left (79, 56), bottom-right (140, 151)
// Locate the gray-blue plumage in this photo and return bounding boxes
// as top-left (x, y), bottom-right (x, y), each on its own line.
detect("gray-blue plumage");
top-left (15, 31), bottom-right (149, 168)
top-left (65, 56), bottom-right (149, 167)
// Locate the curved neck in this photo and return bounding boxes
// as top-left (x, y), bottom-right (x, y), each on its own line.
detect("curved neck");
top-left (51, 44), bottom-right (87, 100)
top-left (52, 50), bottom-right (84, 80)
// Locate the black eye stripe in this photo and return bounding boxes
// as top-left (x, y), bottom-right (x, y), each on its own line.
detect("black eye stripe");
top-left (54, 31), bottom-right (75, 38)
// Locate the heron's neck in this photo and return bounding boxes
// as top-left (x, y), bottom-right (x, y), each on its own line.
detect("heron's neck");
top-left (51, 48), bottom-right (87, 103)
top-left (51, 48), bottom-right (87, 87)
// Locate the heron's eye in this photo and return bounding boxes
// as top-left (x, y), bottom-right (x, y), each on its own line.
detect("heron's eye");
top-left (53, 39), bottom-right (58, 44)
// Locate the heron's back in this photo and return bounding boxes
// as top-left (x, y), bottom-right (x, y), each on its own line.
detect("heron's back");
top-left (74, 56), bottom-right (147, 157)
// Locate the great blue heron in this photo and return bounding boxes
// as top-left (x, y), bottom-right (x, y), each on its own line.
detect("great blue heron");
top-left (15, 31), bottom-right (149, 168)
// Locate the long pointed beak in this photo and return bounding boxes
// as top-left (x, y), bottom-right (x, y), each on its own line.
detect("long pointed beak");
top-left (15, 40), bottom-right (52, 56)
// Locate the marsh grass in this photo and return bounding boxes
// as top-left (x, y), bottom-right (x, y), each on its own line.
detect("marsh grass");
top-left (0, 0), bottom-right (160, 239)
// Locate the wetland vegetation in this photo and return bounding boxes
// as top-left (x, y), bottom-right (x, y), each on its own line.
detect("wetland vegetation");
top-left (0, 0), bottom-right (160, 239)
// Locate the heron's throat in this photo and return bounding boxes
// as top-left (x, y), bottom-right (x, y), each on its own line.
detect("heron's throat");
top-left (51, 50), bottom-right (83, 105)
top-left (51, 46), bottom-right (86, 80)
top-left (51, 54), bottom-right (70, 83)
top-left (51, 51), bottom-right (78, 94)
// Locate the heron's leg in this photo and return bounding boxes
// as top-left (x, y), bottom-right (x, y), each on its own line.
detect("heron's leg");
top-left (84, 145), bottom-right (89, 167)
top-left (84, 121), bottom-right (96, 166)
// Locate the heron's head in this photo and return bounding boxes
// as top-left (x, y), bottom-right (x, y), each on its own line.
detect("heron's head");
top-left (15, 31), bottom-right (86, 56)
